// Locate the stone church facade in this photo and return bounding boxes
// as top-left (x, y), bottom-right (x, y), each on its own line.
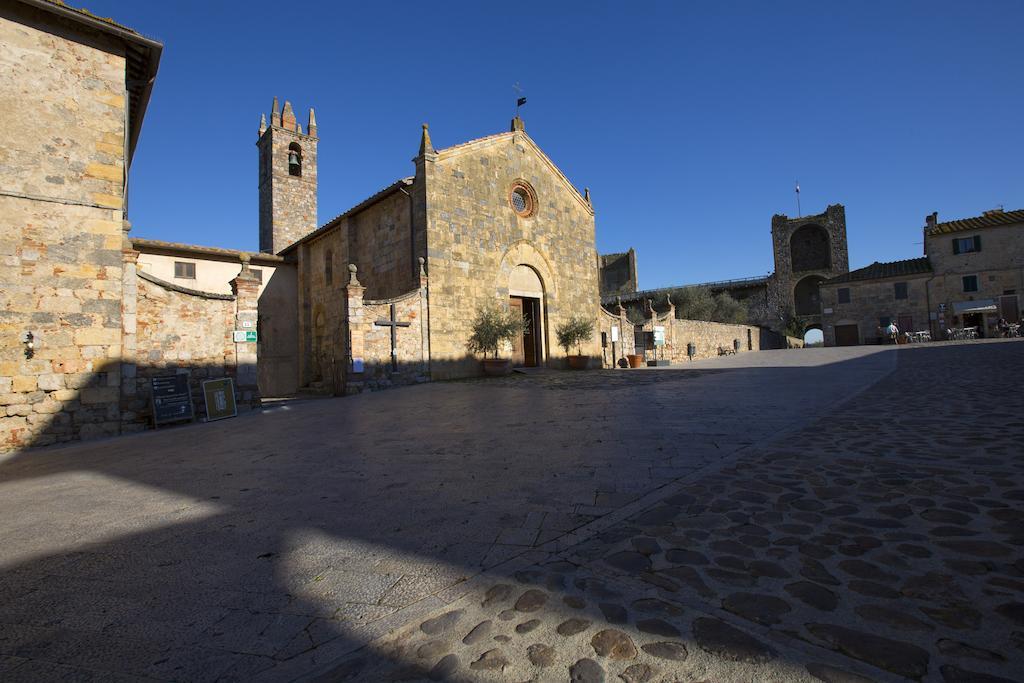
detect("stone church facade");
top-left (280, 116), bottom-right (601, 390)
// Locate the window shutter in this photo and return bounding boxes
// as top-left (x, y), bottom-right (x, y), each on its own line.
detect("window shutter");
top-left (973, 235), bottom-right (981, 252)
top-left (952, 239), bottom-right (960, 255)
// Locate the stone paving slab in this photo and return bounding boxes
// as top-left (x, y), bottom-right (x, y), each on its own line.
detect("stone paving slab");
top-left (310, 340), bottom-right (1024, 682)
top-left (0, 344), bottom-right (955, 681)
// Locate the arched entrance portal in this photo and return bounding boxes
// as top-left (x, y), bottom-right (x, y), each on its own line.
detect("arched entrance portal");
top-left (790, 223), bottom-right (831, 272)
top-left (794, 275), bottom-right (825, 316)
top-left (509, 264), bottom-right (546, 367)
top-left (803, 326), bottom-right (823, 347)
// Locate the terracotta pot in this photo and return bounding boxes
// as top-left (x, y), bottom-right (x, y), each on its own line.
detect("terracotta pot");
top-left (627, 354), bottom-right (644, 368)
top-left (567, 355), bottom-right (588, 370)
top-left (481, 358), bottom-right (512, 376)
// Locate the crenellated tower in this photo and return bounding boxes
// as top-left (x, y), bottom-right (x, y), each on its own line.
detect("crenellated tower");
top-left (257, 97), bottom-right (318, 253)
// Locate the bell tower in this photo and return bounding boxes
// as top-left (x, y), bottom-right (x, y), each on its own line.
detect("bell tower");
top-left (257, 97), bottom-right (318, 253)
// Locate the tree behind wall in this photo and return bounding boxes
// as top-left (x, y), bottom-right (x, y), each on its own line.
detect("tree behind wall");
top-left (671, 287), bottom-right (747, 324)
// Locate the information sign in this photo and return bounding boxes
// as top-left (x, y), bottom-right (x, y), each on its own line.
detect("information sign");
top-left (151, 374), bottom-right (194, 426)
top-left (202, 378), bottom-right (237, 422)
top-left (653, 326), bottom-right (666, 347)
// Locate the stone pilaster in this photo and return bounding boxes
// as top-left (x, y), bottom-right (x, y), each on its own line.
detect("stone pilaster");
top-left (230, 254), bottom-right (261, 406)
top-left (418, 257), bottom-right (430, 375)
top-left (120, 223), bottom-right (139, 429)
top-left (344, 264), bottom-right (367, 394)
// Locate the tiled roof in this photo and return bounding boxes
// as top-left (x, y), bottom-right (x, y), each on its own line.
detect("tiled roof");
top-left (824, 257), bottom-right (932, 285)
top-left (131, 238), bottom-right (285, 264)
top-left (926, 209), bottom-right (1024, 236)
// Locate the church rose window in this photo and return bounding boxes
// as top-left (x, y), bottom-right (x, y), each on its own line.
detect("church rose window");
top-left (509, 181), bottom-right (537, 217)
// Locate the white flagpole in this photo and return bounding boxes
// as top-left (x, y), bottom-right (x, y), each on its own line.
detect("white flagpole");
top-left (795, 181), bottom-right (801, 217)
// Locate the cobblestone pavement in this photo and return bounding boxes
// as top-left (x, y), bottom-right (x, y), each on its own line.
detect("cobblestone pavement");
top-left (314, 340), bottom-right (1024, 683)
top-left (0, 342), bottom-right (1020, 681)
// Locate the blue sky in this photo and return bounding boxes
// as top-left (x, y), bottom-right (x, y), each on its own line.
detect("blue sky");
top-left (100, 0), bottom-right (1022, 290)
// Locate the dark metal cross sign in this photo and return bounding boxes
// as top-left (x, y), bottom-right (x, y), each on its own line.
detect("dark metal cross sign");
top-left (374, 303), bottom-right (410, 371)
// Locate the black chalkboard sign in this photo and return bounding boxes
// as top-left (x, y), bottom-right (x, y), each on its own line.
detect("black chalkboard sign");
top-left (151, 374), bottom-right (194, 426)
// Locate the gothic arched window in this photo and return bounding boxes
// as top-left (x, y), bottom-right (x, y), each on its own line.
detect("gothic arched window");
top-left (288, 143), bottom-right (302, 177)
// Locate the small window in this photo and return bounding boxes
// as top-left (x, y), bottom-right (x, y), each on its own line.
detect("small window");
top-left (894, 282), bottom-right (908, 300)
top-left (288, 143), bottom-right (302, 177)
top-left (251, 268), bottom-right (263, 283)
top-left (174, 261), bottom-right (195, 279)
top-left (838, 288), bottom-right (850, 304)
top-left (952, 235), bottom-right (981, 254)
top-left (324, 249), bottom-right (333, 285)
top-left (963, 275), bottom-right (978, 292)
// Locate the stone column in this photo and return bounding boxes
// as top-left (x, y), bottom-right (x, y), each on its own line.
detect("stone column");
top-left (120, 223), bottom-right (140, 429)
top-left (665, 294), bottom-right (676, 359)
top-left (343, 264), bottom-right (367, 395)
top-left (230, 254), bottom-right (261, 407)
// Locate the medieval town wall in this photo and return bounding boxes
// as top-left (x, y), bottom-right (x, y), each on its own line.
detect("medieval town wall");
top-left (597, 307), bottom-right (802, 367)
top-left (423, 132), bottom-right (601, 379)
top-left (0, 9), bottom-right (127, 450)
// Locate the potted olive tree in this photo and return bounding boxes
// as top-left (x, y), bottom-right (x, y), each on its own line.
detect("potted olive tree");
top-left (556, 315), bottom-right (595, 370)
top-left (467, 305), bottom-right (526, 376)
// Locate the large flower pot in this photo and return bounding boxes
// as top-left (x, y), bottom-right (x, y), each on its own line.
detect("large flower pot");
top-left (567, 355), bottom-right (588, 370)
top-left (627, 354), bottom-right (644, 368)
top-left (482, 358), bottom-right (512, 376)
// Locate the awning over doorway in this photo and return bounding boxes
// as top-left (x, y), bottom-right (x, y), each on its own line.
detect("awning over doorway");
top-left (952, 299), bottom-right (997, 314)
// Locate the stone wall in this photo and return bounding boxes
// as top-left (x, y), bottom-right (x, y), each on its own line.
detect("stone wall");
top-left (295, 184), bottom-right (418, 391)
top-left (0, 8), bottom-right (128, 450)
top-left (820, 274), bottom-right (932, 346)
top-left (422, 128), bottom-right (601, 379)
top-left (597, 304), bottom-right (771, 366)
top-left (344, 265), bottom-right (429, 393)
top-left (122, 270), bottom-right (259, 429)
top-left (599, 249), bottom-right (638, 298)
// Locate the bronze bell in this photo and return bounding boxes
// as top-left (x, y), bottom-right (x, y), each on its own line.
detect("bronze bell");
top-left (288, 150), bottom-right (300, 165)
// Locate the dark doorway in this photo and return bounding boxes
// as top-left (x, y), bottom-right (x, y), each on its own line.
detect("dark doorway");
top-left (834, 324), bottom-right (859, 346)
top-left (510, 296), bottom-right (541, 367)
top-left (963, 312), bottom-right (985, 338)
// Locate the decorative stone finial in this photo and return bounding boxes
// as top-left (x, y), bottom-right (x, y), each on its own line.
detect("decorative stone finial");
top-left (510, 115), bottom-right (525, 132)
top-left (271, 97), bottom-right (281, 126)
top-left (308, 108), bottom-right (317, 137)
top-left (419, 123), bottom-right (434, 156)
top-left (259, 113), bottom-right (267, 137)
top-left (584, 187), bottom-right (591, 204)
top-left (347, 263), bottom-right (360, 286)
top-left (418, 256), bottom-right (426, 277)
top-left (239, 252), bottom-right (251, 273)
top-left (282, 100), bottom-right (297, 131)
